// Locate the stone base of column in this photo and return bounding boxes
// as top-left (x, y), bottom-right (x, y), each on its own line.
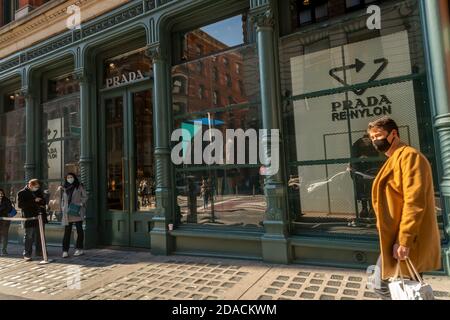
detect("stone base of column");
top-left (261, 221), bottom-right (291, 264)
top-left (262, 179), bottom-right (290, 263)
top-left (150, 216), bottom-right (175, 255)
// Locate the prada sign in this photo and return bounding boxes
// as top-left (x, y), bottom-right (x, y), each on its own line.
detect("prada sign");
top-left (105, 70), bottom-right (145, 88)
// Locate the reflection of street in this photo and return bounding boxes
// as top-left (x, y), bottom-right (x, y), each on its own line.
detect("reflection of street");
top-left (292, 210), bottom-right (378, 236)
top-left (178, 195), bottom-right (266, 227)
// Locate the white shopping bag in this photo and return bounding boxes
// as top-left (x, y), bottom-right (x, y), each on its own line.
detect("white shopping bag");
top-left (388, 258), bottom-right (434, 300)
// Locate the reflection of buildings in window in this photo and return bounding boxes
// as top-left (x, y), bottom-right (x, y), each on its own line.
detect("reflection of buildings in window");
top-left (196, 44), bottom-right (203, 56)
top-left (173, 76), bottom-right (187, 94)
top-left (213, 67), bottom-right (218, 81)
top-left (48, 73), bottom-right (80, 101)
top-left (197, 61), bottom-right (203, 74)
top-left (171, 12), bottom-right (259, 149)
top-left (172, 33), bottom-right (251, 115)
top-left (104, 49), bottom-right (152, 87)
top-left (43, 79), bottom-right (81, 182)
top-left (225, 74), bottom-right (232, 87)
top-left (238, 80), bottom-right (245, 96)
top-left (345, 0), bottom-right (378, 11)
top-left (296, 0), bottom-right (329, 26)
top-left (198, 85), bottom-right (205, 99)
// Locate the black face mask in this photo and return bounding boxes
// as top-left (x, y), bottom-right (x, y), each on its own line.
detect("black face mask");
top-left (373, 131), bottom-right (393, 153)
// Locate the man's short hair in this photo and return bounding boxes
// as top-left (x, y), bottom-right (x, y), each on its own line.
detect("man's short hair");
top-left (367, 116), bottom-right (400, 137)
top-left (28, 179), bottom-right (40, 186)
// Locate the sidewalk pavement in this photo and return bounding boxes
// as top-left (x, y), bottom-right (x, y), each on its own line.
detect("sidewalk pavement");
top-left (0, 244), bottom-right (449, 300)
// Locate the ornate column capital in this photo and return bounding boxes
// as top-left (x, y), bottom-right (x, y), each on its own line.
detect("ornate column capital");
top-left (19, 86), bottom-right (34, 100)
top-left (145, 45), bottom-right (165, 62)
top-left (250, 9), bottom-right (274, 29)
top-left (73, 68), bottom-right (92, 84)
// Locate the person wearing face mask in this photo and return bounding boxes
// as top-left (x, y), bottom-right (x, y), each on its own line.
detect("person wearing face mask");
top-left (367, 116), bottom-right (441, 299)
top-left (0, 189), bottom-right (13, 255)
top-left (18, 179), bottom-right (48, 261)
top-left (57, 173), bottom-right (88, 258)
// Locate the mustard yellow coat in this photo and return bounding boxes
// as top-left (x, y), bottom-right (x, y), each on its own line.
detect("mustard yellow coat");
top-left (372, 145), bottom-right (441, 279)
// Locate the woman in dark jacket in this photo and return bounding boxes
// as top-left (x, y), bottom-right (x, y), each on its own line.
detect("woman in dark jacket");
top-left (0, 189), bottom-right (13, 255)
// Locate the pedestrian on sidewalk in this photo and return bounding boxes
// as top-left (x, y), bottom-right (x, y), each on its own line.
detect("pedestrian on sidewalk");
top-left (58, 173), bottom-right (88, 258)
top-left (368, 117), bottom-right (441, 299)
top-left (0, 189), bottom-right (13, 255)
top-left (18, 179), bottom-right (48, 261)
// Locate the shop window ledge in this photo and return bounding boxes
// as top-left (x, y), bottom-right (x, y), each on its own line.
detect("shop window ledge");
top-left (170, 227), bottom-right (262, 242)
top-left (289, 235), bottom-right (379, 252)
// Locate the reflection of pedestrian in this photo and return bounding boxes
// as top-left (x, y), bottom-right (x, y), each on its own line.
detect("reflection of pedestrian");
top-left (187, 176), bottom-right (197, 223)
top-left (288, 175), bottom-right (302, 220)
top-left (368, 117), bottom-right (441, 299)
top-left (201, 178), bottom-right (210, 209)
top-left (350, 133), bottom-right (382, 218)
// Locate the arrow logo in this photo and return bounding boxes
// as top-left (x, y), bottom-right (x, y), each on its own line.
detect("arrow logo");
top-left (329, 58), bottom-right (388, 95)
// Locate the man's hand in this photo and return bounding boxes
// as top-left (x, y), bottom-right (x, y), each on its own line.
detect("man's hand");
top-left (35, 198), bottom-right (42, 202)
top-left (393, 243), bottom-right (410, 260)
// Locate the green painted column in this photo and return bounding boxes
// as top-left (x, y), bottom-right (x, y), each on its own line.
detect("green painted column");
top-left (251, 8), bottom-right (290, 264)
top-left (146, 45), bottom-right (174, 255)
top-left (420, 0), bottom-right (450, 275)
top-left (74, 68), bottom-right (96, 249)
top-left (22, 84), bottom-right (36, 183)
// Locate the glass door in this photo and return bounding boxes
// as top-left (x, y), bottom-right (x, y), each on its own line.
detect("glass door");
top-left (129, 88), bottom-right (155, 247)
top-left (100, 86), bottom-right (155, 248)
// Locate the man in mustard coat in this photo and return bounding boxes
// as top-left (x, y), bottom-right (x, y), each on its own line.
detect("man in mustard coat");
top-left (368, 116), bottom-right (441, 299)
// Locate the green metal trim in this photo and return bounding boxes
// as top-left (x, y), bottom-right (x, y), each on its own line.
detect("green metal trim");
top-left (290, 236), bottom-right (379, 251)
top-left (170, 228), bottom-right (262, 241)
top-left (288, 157), bottom-right (384, 168)
top-left (419, 0), bottom-right (450, 277)
top-left (173, 102), bottom-right (261, 121)
top-left (172, 251), bottom-right (262, 261)
top-left (287, 73), bottom-right (425, 102)
top-left (0, 180), bottom-right (26, 185)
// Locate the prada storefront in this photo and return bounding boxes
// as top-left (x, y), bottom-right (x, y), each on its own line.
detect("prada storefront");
top-left (0, 0), bottom-right (449, 274)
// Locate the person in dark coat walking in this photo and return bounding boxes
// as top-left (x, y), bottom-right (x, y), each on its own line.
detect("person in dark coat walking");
top-left (17, 179), bottom-right (48, 261)
top-left (0, 189), bottom-right (13, 255)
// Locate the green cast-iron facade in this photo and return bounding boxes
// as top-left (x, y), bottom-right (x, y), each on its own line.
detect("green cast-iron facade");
top-left (0, 0), bottom-right (449, 275)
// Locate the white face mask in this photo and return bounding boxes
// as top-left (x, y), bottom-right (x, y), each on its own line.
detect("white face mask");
top-left (67, 178), bottom-right (75, 184)
top-left (31, 187), bottom-right (39, 192)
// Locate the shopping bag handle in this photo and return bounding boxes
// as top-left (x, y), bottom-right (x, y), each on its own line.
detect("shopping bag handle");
top-left (405, 258), bottom-right (425, 284)
top-left (393, 258), bottom-right (424, 285)
top-left (393, 260), bottom-right (407, 289)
